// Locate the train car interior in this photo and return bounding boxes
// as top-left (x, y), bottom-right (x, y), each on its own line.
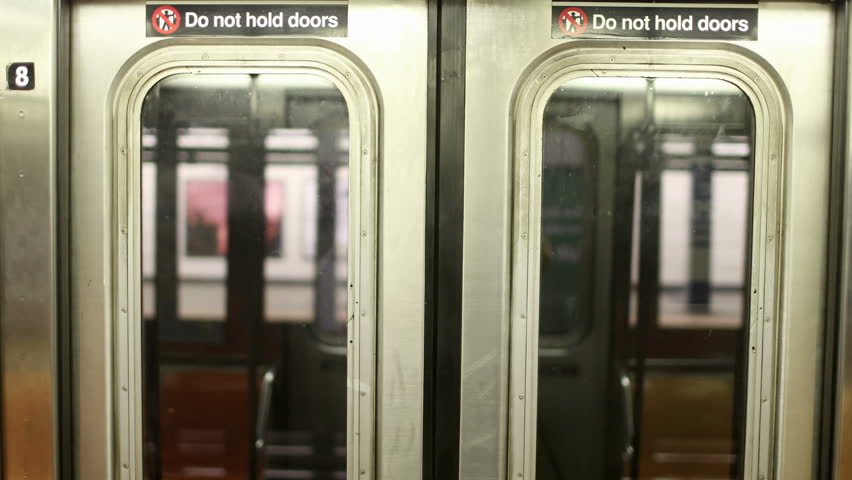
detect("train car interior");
top-left (535, 77), bottom-right (753, 480)
top-left (140, 74), bottom-right (350, 480)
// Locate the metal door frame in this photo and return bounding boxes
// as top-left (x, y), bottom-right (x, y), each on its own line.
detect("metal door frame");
top-left (108, 41), bottom-right (379, 480)
top-left (507, 43), bottom-right (789, 480)
top-left (460, 2), bottom-right (835, 479)
top-left (68, 1), bottom-right (429, 478)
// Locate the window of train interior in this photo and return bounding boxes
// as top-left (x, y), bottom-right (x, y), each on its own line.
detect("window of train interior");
top-left (110, 45), bottom-right (378, 480)
top-left (508, 46), bottom-right (788, 480)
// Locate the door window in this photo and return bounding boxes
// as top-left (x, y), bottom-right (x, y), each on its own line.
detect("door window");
top-left (535, 76), bottom-right (753, 479)
top-left (141, 73), bottom-right (350, 479)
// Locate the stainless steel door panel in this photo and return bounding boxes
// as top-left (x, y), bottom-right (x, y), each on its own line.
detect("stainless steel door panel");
top-left (460, 1), bottom-right (833, 479)
top-left (0, 1), bottom-right (62, 479)
top-left (70, 1), bottom-right (428, 478)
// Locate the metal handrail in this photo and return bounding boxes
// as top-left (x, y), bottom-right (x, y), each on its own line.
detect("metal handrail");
top-left (255, 366), bottom-right (277, 451)
top-left (621, 372), bottom-right (636, 463)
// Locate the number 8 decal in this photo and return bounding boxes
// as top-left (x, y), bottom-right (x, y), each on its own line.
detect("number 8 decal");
top-left (15, 65), bottom-right (29, 88)
top-left (8, 63), bottom-right (34, 90)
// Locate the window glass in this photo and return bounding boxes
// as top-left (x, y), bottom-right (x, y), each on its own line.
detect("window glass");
top-left (141, 73), bottom-right (350, 479)
top-left (536, 76), bottom-right (753, 479)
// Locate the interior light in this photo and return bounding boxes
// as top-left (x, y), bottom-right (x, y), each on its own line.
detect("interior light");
top-left (711, 138), bottom-right (751, 157)
top-left (264, 128), bottom-right (319, 151)
top-left (176, 128), bottom-right (230, 149)
top-left (661, 139), bottom-right (696, 156)
top-left (142, 130), bottom-right (157, 148)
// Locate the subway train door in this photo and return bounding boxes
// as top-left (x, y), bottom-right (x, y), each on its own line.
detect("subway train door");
top-left (69, 2), bottom-right (427, 480)
top-left (459, 1), bottom-right (834, 479)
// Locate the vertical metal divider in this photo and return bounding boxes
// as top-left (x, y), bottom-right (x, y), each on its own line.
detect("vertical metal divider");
top-left (57, 0), bottom-right (72, 479)
top-left (313, 105), bottom-right (340, 475)
top-left (609, 126), bottom-right (638, 479)
top-left (423, 1), bottom-right (439, 478)
top-left (430, 1), bottom-right (466, 479)
top-left (630, 79), bottom-right (659, 480)
top-left (151, 86), bottom-right (176, 480)
top-left (0, 0), bottom-right (61, 478)
top-left (631, 154), bottom-right (660, 480)
top-left (224, 74), bottom-right (266, 480)
top-left (830, 1), bottom-right (852, 479)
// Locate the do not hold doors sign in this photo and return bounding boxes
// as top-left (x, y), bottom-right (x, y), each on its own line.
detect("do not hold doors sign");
top-left (552, 4), bottom-right (758, 40)
top-left (146, 3), bottom-right (348, 37)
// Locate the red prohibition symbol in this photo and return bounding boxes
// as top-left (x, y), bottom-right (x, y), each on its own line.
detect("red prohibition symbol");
top-left (559, 7), bottom-right (588, 36)
top-left (152, 5), bottom-right (182, 35)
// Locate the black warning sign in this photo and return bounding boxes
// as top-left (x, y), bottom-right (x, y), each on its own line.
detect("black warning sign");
top-left (146, 3), bottom-right (348, 37)
top-left (552, 4), bottom-right (758, 40)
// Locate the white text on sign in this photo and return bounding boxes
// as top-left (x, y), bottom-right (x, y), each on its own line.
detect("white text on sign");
top-left (592, 14), bottom-right (750, 34)
top-left (184, 11), bottom-right (340, 29)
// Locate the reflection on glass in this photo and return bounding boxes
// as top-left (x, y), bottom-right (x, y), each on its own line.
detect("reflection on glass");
top-left (538, 124), bottom-right (595, 344)
top-left (142, 73), bottom-right (350, 480)
top-left (536, 77), bottom-right (753, 479)
top-left (185, 181), bottom-right (227, 257)
top-left (182, 180), bottom-right (284, 257)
